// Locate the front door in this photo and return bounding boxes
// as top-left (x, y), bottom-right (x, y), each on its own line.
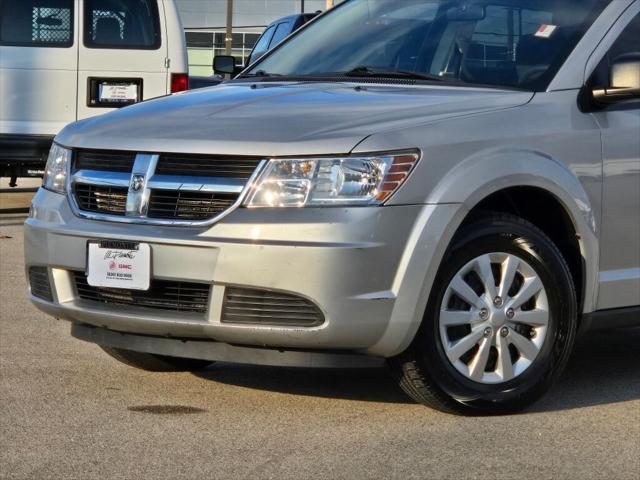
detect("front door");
top-left (591, 10), bottom-right (640, 309)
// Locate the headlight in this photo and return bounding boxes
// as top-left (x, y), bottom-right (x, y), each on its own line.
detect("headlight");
top-left (245, 152), bottom-right (419, 207)
top-left (42, 143), bottom-right (71, 194)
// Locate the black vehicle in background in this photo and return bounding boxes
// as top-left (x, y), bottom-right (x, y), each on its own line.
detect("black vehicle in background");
top-left (246, 12), bottom-right (319, 66)
top-left (191, 12), bottom-right (320, 89)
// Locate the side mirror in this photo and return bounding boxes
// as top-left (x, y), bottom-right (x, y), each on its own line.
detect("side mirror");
top-left (213, 55), bottom-right (237, 75)
top-left (593, 54), bottom-right (640, 105)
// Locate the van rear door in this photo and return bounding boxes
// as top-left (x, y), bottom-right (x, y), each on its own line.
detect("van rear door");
top-left (0, 0), bottom-right (79, 136)
top-left (76, 0), bottom-right (168, 120)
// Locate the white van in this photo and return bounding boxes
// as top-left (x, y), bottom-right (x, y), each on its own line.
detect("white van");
top-left (0, 0), bottom-right (187, 182)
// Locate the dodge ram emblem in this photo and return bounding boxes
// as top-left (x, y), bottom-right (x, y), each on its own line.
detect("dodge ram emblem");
top-left (130, 174), bottom-right (145, 192)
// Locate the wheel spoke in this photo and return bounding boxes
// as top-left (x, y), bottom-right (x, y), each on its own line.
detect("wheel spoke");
top-left (496, 334), bottom-right (514, 381)
top-left (446, 328), bottom-right (484, 362)
top-left (508, 276), bottom-right (543, 310)
top-left (439, 251), bottom-right (549, 385)
top-left (468, 337), bottom-right (492, 381)
top-left (498, 255), bottom-right (519, 299)
top-left (449, 274), bottom-right (484, 309)
top-left (440, 309), bottom-right (476, 327)
top-left (475, 254), bottom-right (497, 300)
top-left (511, 309), bottom-right (549, 326)
top-left (510, 330), bottom-right (540, 361)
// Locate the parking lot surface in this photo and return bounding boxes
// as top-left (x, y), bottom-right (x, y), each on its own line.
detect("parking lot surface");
top-left (1, 219), bottom-right (639, 480)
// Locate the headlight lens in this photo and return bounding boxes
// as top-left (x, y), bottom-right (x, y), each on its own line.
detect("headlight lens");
top-left (245, 152), bottom-right (419, 207)
top-left (42, 143), bottom-right (71, 194)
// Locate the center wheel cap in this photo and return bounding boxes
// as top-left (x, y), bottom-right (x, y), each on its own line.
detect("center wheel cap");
top-left (490, 310), bottom-right (507, 328)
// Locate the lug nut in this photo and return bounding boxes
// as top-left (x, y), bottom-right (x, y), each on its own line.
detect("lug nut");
top-left (506, 308), bottom-right (515, 320)
top-left (483, 327), bottom-right (493, 338)
top-left (500, 326), bottom-right (510, 337)
top-left (493, 296), bottom-right (503, 308)
top-left (479, 308), bottom-right (489, 320)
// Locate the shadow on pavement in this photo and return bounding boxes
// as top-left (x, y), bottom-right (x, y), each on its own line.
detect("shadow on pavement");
top-left (531, 327), bottom-right (640, 413)
top-left (194, 328), bottom-right (640, 410)
top-left (195, 363), bottom-right (412, 404)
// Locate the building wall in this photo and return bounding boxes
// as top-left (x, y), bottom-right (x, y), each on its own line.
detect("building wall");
top-left (176, 0), bottom-right (331, 76)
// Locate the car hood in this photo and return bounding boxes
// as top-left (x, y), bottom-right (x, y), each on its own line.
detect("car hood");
top-left (58, 82), bottom-right (533, 156)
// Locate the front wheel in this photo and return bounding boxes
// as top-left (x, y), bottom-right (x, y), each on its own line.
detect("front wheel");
top-left (390, 213), bottom-right (577, 414)
top-left (101, 347), bottom-right (214, 372)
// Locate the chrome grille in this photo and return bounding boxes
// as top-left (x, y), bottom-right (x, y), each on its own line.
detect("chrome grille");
top-left (148, 190), bottom-right (238, 220)
top-left (222, 287), bottom-right (325, 327)
top-left (74, 272), bottom-right (210, 314)
top-left (73, 184), bottom-right (128, 216)
top-left (69, 150), bottom-right (264, 225)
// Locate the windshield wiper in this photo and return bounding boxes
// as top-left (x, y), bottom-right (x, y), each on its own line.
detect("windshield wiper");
top-left (235, 67), bottom-right (455, 84)
top-left (237, 70), bottom-right (282, 79)
top-left (340, 66), bottom-right (448, 82)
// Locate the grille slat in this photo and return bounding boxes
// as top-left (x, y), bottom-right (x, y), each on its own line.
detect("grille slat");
top-left (222, 287), bottom-right (324, 327)
top-left (225, 300), bottom-right (315, 308)
top-left (147, 190), bottom-right (238, 220)
top-left (156, 154), bottom-right (262, 179)
top-left (74, 184), bottom-right (128, 216)
top-left (74, 272), bottom-right (210, 314)
top-left (28, 267), bottom-right (53, 302)
top-left (74, 150), bottom-right (136, 173)
top-left (225, 306), bottom-right (320, 315)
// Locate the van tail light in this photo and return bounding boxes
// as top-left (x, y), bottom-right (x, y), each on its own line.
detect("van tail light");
top-left (171, 73), bottom-right (189, 93)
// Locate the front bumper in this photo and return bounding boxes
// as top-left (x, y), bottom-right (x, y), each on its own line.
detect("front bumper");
top-left (25, 188), bottom-right (462, 358)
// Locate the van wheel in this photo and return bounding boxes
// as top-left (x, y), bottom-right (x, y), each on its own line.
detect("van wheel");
top-left (100, 347), bottom-right (213, 372)
top-left (390, 212), bottom-right (577, 414)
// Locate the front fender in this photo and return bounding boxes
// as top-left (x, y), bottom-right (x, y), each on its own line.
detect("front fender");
top-left (430, 148), bottom-right (599, 311)
top-left (366, 150), bottom-right (599, 357)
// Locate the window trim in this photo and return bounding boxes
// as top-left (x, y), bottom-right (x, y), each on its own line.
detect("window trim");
top-left (0, 0), bottom-right (75, 49)
top-left (82, 0), bottom-right (162, 51)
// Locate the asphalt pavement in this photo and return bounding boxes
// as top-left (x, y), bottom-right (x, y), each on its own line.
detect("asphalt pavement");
top-left (1, 218), bottom-right (638, 480)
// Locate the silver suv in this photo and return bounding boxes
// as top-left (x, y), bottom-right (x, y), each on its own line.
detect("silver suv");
top-left (25, 0), bottom-right (640, 414)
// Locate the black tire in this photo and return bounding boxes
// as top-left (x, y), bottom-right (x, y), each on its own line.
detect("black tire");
top-left (100, 347), bottom-right (214, 372)
top-left (390, 212), bottom-right (577, 415)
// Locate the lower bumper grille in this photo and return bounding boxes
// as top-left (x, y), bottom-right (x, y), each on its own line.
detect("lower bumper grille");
top-left (73, 184), bottom-right (128, 216)
top-left (29, 266), bottom-right (53, 302)
top-left (74, 272), bottom-right (210, 314)
top-left (222, 287), bottom-right (325, 327)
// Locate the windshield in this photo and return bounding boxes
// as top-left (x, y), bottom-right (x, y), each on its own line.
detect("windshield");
top-left (247, 0), bottom-right (610, 91)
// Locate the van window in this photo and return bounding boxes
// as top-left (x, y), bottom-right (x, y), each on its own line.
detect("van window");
top-left (0, 0), bottom-right (74, 48)
top-left (269, 22), bottom-right (293, 49)
top-left (84, 0), bottom-right (161, 50)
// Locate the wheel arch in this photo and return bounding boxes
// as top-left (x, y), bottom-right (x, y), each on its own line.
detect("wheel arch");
top-left (369, 151), bottom-right (599, 357)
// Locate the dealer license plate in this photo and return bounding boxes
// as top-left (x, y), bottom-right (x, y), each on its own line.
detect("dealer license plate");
top-left (87, 241), bottom-right (151, 290)
top-left (98, 83), bottom-right (139, 103)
